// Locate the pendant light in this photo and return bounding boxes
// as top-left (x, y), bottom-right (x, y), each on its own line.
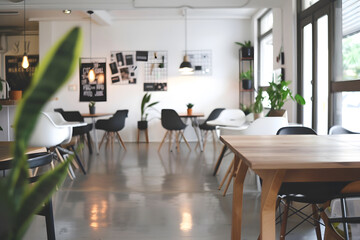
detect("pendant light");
top-left (87, 10), bottom-right (95, 83)
top-left (21, 0), bottom-right (29, 69)
top-left (179, 8), bottom-right (193, 75)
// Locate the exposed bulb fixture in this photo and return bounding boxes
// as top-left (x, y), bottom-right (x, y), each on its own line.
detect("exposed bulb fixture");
top-left (179, 8), bottom-right (193, 75)
top-left (87, 10), bottom-right (95, 83)
top-left (88, 68), bottom-right (95, 83)
top-left (22, 0), bottom-right (28, 69)
top-left (63, 9), bottom-right (71, 14)
top-left (22, 54), bottom-right (29, 68)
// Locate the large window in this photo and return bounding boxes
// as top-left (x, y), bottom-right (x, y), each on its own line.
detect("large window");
top-left (258, 10), bottom-right (273, 87)
top-left (298, 0), bottom-right (360, 133)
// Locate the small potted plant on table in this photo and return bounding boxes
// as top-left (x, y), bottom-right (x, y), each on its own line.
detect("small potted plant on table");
top-left (186, 103), bottom-right (194, 115)
top-left (89, 101), bottom-right (96, 114)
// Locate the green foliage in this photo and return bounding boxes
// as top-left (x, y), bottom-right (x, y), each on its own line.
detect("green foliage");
top-left (240, 103), bottom-right (252, 115)
top-left (342, 34), bottom-right (360, 80)
top-left (141, 93), bottom-right (159, 121)
top-left (0, 27), bottom-right (83, 240)
top-left (186, 103), bottom-right (194, 109)
top-left (266, 79), bottom-right (305, 111)
top-left (240, 69), bottom-right (253, 80)
top-left (89, 101), bottom-right (96, 107)
top-left (235, 40), bottom-right (252, 48)
top-left (253, 88), bottom-right (264, 114)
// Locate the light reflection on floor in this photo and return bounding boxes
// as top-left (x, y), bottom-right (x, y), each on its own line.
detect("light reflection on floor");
top-left (25, 142), bottom-right (321, 239)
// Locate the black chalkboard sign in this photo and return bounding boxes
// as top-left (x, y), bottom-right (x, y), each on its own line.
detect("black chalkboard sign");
top-left (5, 55), bottom-right (39, 91)
top-left (79, 61), bottom-right (107, 102)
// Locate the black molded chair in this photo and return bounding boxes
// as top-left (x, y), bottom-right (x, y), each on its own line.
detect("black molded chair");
top-left (329, 125), bottom-right (357, 135)
top-left (198, 108), bottom-right (225, 150)
top-left (0, 152), bottom-right (56, 240)
top-left (158, 109), bottom-right (191, 152)
top-left (54, 109), bottom-right (93, 154)
top-left (276, 126), bottom-right (351, 240)
top-left (95, 110), bottom-right (128, 150)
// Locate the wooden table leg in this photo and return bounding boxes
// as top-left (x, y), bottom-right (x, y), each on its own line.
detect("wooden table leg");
top-left (231, 155), bottom-right (248, 240)
top-left (259, 170), bottom-right (286, 240)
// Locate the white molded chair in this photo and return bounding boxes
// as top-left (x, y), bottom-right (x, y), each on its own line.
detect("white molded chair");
top-left (207, 108), bottom-right (247, 129)
top-left (217, 117), bottom-right (288, 195)
top-left (29, 112), bottom-right (86, 180)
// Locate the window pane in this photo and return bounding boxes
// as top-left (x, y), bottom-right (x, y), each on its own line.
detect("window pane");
top-left (260, 11), bottom-right (273, 35)
top-left (334, 92), bottom-right (360, 132)
top-left (259, 33), bottom-right (273, 87)
top-left (302, 23), bottom-right (313, 128)
top-left (302, 0), bottom-right (320, 10)
top-left (316, 15), bottom-right (329, 135)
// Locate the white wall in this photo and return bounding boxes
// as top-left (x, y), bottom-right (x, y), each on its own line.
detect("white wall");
top-left (40, 18), bottom-right (252, 142)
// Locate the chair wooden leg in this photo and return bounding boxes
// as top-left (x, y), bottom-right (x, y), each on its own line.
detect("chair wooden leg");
top-left (137, 129), bottom-right (140, 143)
top-left (158, 131), bottom-right (168, 152)
top-left (99, 132), bottom-right (107, 149)
top-left (319, 203), bottom-right (344, 240)
top-left (116, 132), bottom-right (126, 150)
top-left (180, 131), bottom-right (191, 151)
top-left (70, 145), bottom-right (86, 175)
top-left (218, 158), bottom-right (234, 190)
top-left (213, 145), bottom-right (228, 176)
top-left (312, 204), bottom-right (322, 240)
top-left (280, 199), bottom-right (290, 240)
top-left (223, 157), bottom-right (237, 196)
top-left (175, 131), bottom-right (180, 153)
top-left (212, 130), bottom-right (217, 148)
top-left (55, 148), bottom-right (74, 181)
top-left (168, 131), bottom-right (173, 152)
top-left (203, 130), bottom-right (208, 150)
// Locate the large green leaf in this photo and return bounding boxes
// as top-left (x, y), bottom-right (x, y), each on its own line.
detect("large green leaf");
top-left (9, 27), bottom-right (83, 193)
top-left (0, 27), bottom-right (83, 240)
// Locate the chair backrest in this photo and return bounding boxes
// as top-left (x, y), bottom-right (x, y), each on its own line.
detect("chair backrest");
top-left (277, 126), bottom-right (317, 135)
top-left (161, 109), bottom-right (186, 131)
top-left (329, 125), bottom-right (357, 135)
top-left (57, 110), bottom-right (84, 122)
top-left (205, 108), bottom-right (225, 122)
top-left (54, 108), bottom-right (64, 114)
top-left (107, 110), bottom-right (129, 131)
top-left (207, 109), bottom-right (246, 127)
top-left (29, 112), bottom-right (75, 147)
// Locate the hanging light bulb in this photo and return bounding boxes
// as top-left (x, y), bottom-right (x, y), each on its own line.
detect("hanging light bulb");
top-left (87, 10), bottom-right (95, 82)
top-left (88, 67), bottom-right (95, 83)
top-left (179, 8), bottom-right (193, 75)
top-left (22, 0), bottom-right (29, 69)
top-left (22, 54), bottom-right (29, 69)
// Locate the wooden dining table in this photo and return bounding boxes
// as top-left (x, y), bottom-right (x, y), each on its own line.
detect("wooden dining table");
top-left (0, 141), bottom-right (46, 162)
top-left (220, 134), bottom-right (360, 240)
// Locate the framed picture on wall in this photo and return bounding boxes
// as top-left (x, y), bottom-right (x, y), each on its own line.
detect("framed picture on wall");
top-left (110, 51), bottom-right (137, 85)
top-left (79, 58), bottom-right (107, 102)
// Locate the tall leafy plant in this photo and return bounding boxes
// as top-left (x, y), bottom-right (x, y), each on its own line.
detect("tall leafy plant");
top-left (0, 27), bottom-right (83, 240)
top-left (141, 93), bottom-right (159, 121)
top-left (266, 79), bottom-right (305, 111)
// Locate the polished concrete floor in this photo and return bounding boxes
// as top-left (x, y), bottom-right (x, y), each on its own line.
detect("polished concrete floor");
top-left (25, 141), bottom-right (322, 239)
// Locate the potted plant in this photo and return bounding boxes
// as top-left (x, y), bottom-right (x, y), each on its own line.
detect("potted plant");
top-left (240, 103), bottom-right (252, 115)
top-left (186, 103), bottom-right (194, 115)
top-left (240, 69), bottom-right (253, 90)
top-left (253, 88), bottom-right (264, 119)
top-left (6, 77), bottom-right (25, 100)
top-left (89, 101), bottom-right (96, 114)
top-left (138, 93), bottom-right (159, 130)
top-left (235, 40), bottom-right (254, 58)
top-left (266, 79), bottom-right (305, 117)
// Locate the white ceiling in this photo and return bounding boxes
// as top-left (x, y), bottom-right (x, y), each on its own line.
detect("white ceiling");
top-left (0, 0), bottom-right (286, 34)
